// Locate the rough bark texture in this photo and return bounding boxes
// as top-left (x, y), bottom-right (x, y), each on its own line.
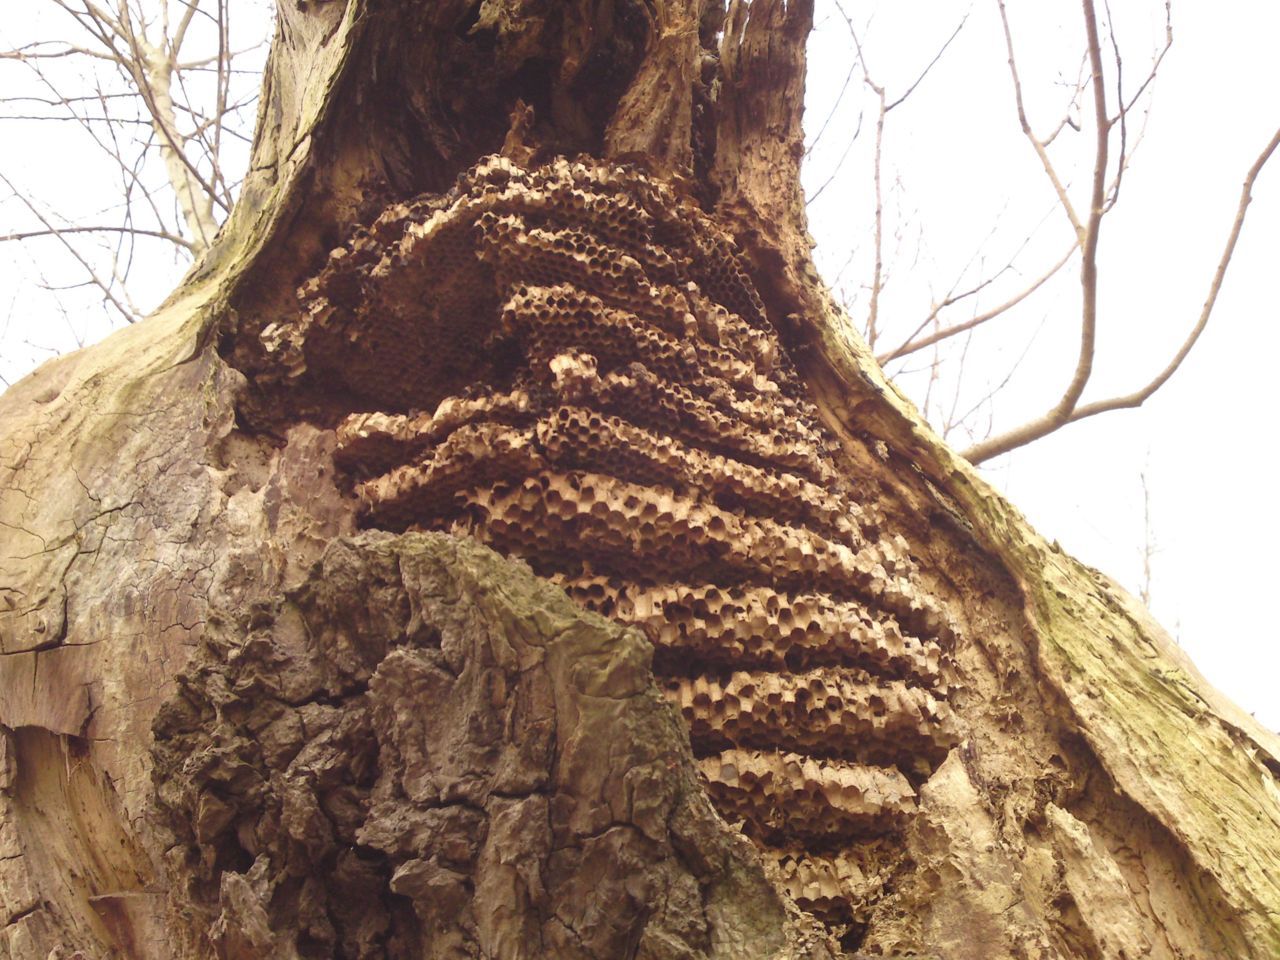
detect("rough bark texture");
top-left (151, 531), bottom-right (834, 959)
top-left (2, 1), bottom-right (1279, 958)
top-left (276, 152), bottom-right (964, 930)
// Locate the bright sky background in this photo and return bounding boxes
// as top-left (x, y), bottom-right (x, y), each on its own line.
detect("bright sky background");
top-left (805, 0), bottom-right (1280, 730)
top-left (0, 0), bottom-right (268, 378)
top-left (2, 1), bottom-right (1277, 730)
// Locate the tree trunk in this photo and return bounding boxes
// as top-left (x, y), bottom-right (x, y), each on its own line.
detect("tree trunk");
top-left (2, 1), bottom-right (1277, 958)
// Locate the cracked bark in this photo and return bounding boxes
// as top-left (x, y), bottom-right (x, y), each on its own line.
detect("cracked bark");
top-left (0, 1), bottom-right (1277, 958)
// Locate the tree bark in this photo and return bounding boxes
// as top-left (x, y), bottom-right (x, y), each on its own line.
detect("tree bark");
top-left (1, 1), bottom-right (1278, 958)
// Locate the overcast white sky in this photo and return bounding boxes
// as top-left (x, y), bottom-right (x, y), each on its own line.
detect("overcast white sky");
top-left (2, 1), bottom-right (1277, 729)
top-left (805, 0), bottom-right (1280, 729)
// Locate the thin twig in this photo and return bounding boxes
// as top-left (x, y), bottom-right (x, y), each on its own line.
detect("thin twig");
top-left (1, 224), bottom-right (196, 251)
top-left (879, 243), bottom-right (1075, 364)
top-left (0, 172), bottom-right (139, 323)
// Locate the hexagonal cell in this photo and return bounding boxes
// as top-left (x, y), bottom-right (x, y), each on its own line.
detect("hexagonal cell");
top-left (664, 669), bottom-right (958, 777)
top-left (280, 153), bottom-right (965, 923)
top-left (697, 749), bottom-right (915, 843)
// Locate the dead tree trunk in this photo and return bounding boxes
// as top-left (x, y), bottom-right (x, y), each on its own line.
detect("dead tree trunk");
top-left (1, 2), bottom-right (1277, 957)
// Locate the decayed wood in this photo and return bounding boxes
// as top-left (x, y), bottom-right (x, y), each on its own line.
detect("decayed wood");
top-left (1, 1), bottom-right (1278, 957)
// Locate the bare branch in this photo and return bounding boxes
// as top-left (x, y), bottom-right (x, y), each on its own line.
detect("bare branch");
top-left (879, 243), bottom-right (1076, 363)
top-left (995, 0), bottom-right (1085, 241)
top-left (1057, 0), bottom-right (1109, 407)
top-left (948, 309), bottom-right (1054, 443)
top-left (827, 1), bottom-right (969, 349)
top-left (885, 10), bottom-right (971, 112)
top-left (1063, 124), bottom-right (1280, 424)
top-left (1041, 53), bottom-right (1088, 148)
top-left (1118, 1), bottom-right (1172, 116)
top-left (1102, 0), bottom-right (1171, 212)
top-left (15, 0), bottom-right (233, 254)
top-left (1139, 468), bottom-right (1156, 607)
top-left (1, 225), bottom-right (196, 252)
top-left (169, 0), bottom-right (201, 61)
top-left (0, 41), bottom-right (119, 62)
top-left (866, 79), bottom-right (886, 348)
top-left (0, 172), bottom-right (139, 324)
top-left (805, 108), bottom-right (865, 204)
top-left (0, 0), bottom-right (269, 380)
top-left (804, 16), bottom-right (861, 159)
top-left (962, 0), bottom-right (1111, 464)
top-left (966, 122), bottom-right (1280, 461)
top-left (942, 328), bottom-right (980, 439)
top-left (64, 0), bottom-right (231, 232)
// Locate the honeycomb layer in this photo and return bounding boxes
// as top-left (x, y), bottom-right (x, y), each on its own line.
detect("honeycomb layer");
top-left (334, 389), bottom-right (534, 479)
top-left (762, 845), bottom-right (899, 923)
top-left (697, 749), bottom-right (915, 843)
top-left (283, 155), bottom-right (963, 922)
top-left (556, 579), bottom-right (944, 684)
top-left (666, 670), bottom-right (954, 777)
top-left (551, 354), bottom-right (836, 482)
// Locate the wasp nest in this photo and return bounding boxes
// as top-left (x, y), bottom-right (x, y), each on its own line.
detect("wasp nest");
top-left (273, 155), bottom-right (961, 924)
